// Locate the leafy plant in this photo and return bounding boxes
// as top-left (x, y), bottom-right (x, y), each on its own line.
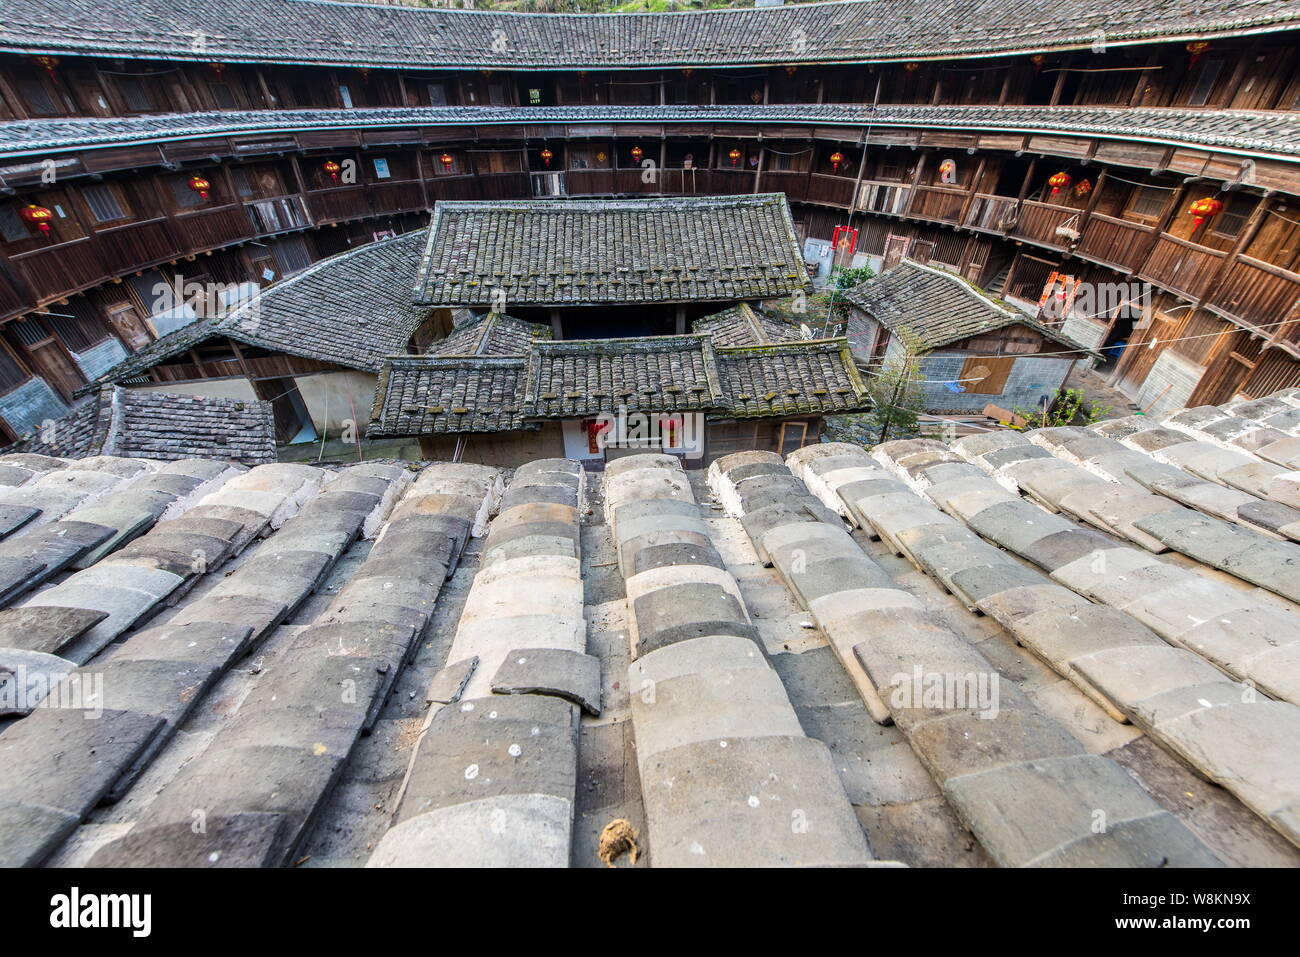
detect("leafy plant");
top-left (1007, 387), bottom-right (1112, 431)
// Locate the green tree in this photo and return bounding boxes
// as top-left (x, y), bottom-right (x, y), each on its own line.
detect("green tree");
top-left (867, 328), bottom-right (926, 445)
top-left (826, 263), bottom-right (875, 323)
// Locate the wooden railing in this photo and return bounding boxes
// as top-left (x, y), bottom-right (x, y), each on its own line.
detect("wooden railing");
top-left (1076, 213), bottom-right (1155, 272)
top-left (1209, 255), bottom-right (1300, 335)
top-left (10, 237), bottom-right (105, 301)
top-left (1012, 201), bottom-right (1078, 249)
top-left (856, 181), bottom-right (910, 215)
top-left (175, 204), bottom-right (254, 252)
top-left (307, 186), bottom-right (371, 223)
top-left (97, 219), bottom-right (173, 275)
top-left (909, 185), bottom-right (966, 224)
top-left (3, 163), bottom-right (1299, 362)
top-left (1140, 235), bottom-right (1226, 301)
top-left (963, 194), bottom-right (1017, 232)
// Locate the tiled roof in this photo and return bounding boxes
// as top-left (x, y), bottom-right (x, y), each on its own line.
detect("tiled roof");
top-left (368, 331), bottom-right (869, 436)
top-left (844, 259), bottom-right (1097, 354)
top-left (6, 105), bottom-right (1299, 160)
top-left (0, 0), bottom-right (1294, 69)
top-left (9, 384), bottom-right (275, 464)
top-left (370, 355), bottom-right (531, 436)
top-left (1, 387), bottom-right (1299, 869)
top-left (430, 312), bottom-right (552, 357)
top-left (525, 336), bottom-right (725, 419)
top-left (717, 340), bottom-right (870, 419)
top-left (414, 195), bottom-right (807, 307)
top-left (693, 302), bottom-right (805, 348)
top-left (84, 230), bottom-right (432, 391)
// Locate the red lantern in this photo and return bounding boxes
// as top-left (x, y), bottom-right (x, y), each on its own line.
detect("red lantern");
top-left (1189, 196), bottom-right (1223, 230)
top-left (439, 153), bottom-right (455, 172)
top-left (1047, 171), bottom-right (1072, 197)
top-left (209, 62), bottom-right (225, 78)
top-left (630, 145), bottom-right (644, 164)
top-left (1073, 178), bottom-right (1092, 198)
top-left (728, 148), bottom-right (742, 167)
top-left (1030, 54), bottom-right (1046, 73)
top-left (1187, 41), bottom-right (1210, 69)
top-left (904, 62), bottom-right (920, 73)
top-left (829, 151), bottom-right (845, 172)
top-left (33, 55), bottom-right (57, 75)
top-left (20, 204), bottom-right (53, 235)
top-left (322, 160), bottom-right (341, 183)
top-left (188, 175), bottom-right (211, 201)
top-left (540, 148), bottom-right (553, 167)
top-left (785, 65), bottom-right (797, 78)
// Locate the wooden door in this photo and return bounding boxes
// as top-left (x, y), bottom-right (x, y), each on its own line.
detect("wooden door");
top-left (105, 302), bottom-right (154, 351)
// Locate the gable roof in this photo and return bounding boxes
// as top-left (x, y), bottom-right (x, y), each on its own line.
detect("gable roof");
top-left (414, 194), bottom-right (807, 307)
top-left (1, 0), bottom-right (1293, 70)
top-left (843, 259), bottom-right (1098, 354)
top-left (693, 302), bottom-right (806, 348)
top-left (717, 340), bottom-right (871, 419)
top-left (524, 335), bottom-right (725, 420)
top-left (10, 384), bottom-right (276, 464)
top-left (368, 332), bottom-right (870, 436)
top-left (83, 229), bottom-right (431, 391)
top-left (430, 312), bottom-right (553, 358)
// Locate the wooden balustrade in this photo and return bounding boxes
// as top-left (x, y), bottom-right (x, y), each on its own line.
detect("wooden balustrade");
top-left (963, 194), bottom-right (1017, 232)
top-left (96, 219), bottom-right (174, 275)
top-left (175, 204), bottom-right (256, 252)
top-left (1076, 213), bottom-right (1155, 272)
top-left (1140, 234), bottom-right (1226, 301)
top-left (11, 238), bottom-right (105, 301)
top-left (1012, 201), bottom-right (1078, 248)
top-left (306, 187), bottom-right (371, 223)
top-left (909, 185), bottom-right (966, 224)
top-left (1209, 255), bottom-right (1300, 336)
top-left (369, 180), bottom-right (427, 213)
top-left (856, 181), bottom-right (911, 215)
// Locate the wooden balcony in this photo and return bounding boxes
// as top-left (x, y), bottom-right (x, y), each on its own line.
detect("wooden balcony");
top-left (1140, 235), bottom-right (1226, 301)
top-left (909, 185), bottom-right (966, 225)
top-left (963, 194), bottom-right (1017, 232)
top-left (247, 194), bottom-right (312, 234)
top-left (307, 186), bottom-right (371, 223)
top-left (10, 237), bottom-right (105, 301)
top-left (856, 181), bottom-right (911, 216)
top-left (1012, 201), bottom-right (1078, 249)
top-left (96, 219), bottom-right (174, 275)
top-left (1075, 213), bottom-right (1155, 273)
top-left (1208, 255), bottom-right (1300, 336)
top-left (370, 180), bottom-right (426, 214)
top-left (175, 204), bottom-right (255, 252)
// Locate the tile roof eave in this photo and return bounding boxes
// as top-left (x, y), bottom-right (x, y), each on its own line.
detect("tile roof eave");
top-left (1, 1), bottom-right (1296, 72)
top-left (7, 105), bottom-right (1300, 163)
